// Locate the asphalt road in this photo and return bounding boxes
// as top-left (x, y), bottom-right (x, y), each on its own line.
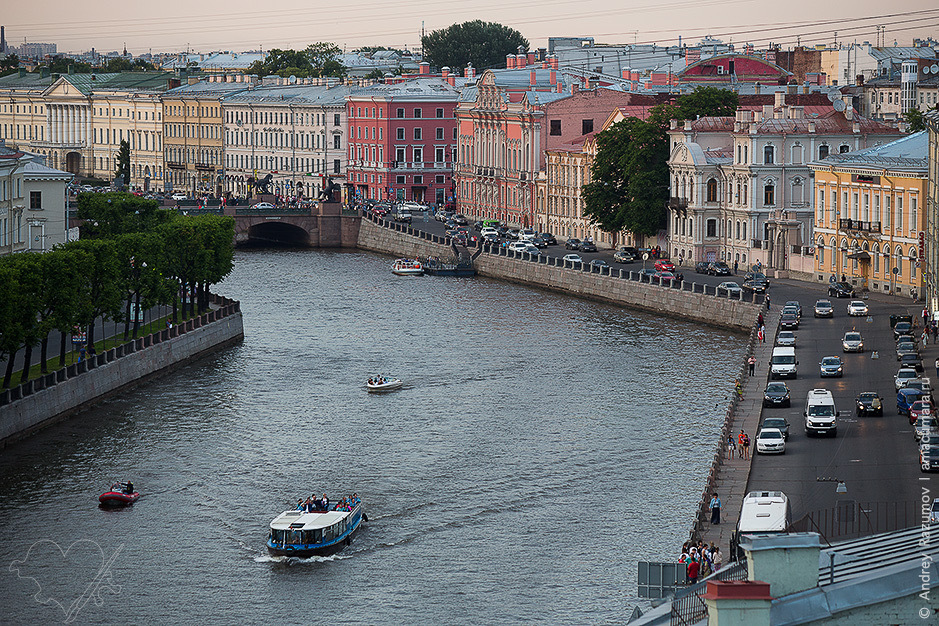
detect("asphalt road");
top-left (405, 213), bottom-right (932, 527)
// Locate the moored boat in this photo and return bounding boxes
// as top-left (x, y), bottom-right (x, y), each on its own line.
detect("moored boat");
top-left (366, 377), bottom-right (403, 392)
top-left (267, 496), bottom-right (365, 557)
top-left (391, 258), bottom-right (423, 276)
top-left (99, 482), bottom-right (139, 506)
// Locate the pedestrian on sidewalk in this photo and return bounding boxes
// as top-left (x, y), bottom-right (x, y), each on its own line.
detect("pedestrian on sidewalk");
top-left (765, 294), bottom-right (771, 310)
top-left (748, 356), bottom-right (756, 376)
top-left (727, 434), bottom-right (736, 459)
top-left (686, 557), bottom-right (700, 585)
top-left (758, 325), bottom-right (765, 343)
top-left (757, 312), bottom-right (764, 327)
top-left (733, 260), bottom-right (738, 274)
top-left (709, 493), bottom-right (721, 525)
top-left (738, 430), bottom-right (746, 458)
top-left (734, 378), bottom-right (743, 399)
top-left (931, 323), bottom-right (938, 344)
top-left (742, 431), bottom-right (751, 459)
top-left (713, 545), bottom-right (723, 571)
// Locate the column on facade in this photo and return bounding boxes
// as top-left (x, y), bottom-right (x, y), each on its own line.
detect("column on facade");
top-left (52, 105), bottom-right (58, 143)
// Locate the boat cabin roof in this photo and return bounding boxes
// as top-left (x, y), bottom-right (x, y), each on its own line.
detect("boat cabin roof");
top-left (270, 509), bottom-right (351, 531)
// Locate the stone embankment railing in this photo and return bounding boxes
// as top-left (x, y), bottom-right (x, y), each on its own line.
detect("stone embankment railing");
top-left (0, 295), bottom-right (244, 447)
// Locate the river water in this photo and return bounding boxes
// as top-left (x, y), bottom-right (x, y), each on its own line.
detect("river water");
top-left (0, 248), bottom-right (745, 624)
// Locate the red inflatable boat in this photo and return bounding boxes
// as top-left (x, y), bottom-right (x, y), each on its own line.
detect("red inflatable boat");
top-left (99, 483), bottom-right (139, 506)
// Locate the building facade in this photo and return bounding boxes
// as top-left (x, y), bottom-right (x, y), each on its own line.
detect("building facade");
top-left (0, 149), bottom-right (32, 255)
top-left (923, 110), bottom-right (939, 313)
top-left (222, 82), bottom-right (350, 200)
top-left (346, 78), bottom-right (460, 206)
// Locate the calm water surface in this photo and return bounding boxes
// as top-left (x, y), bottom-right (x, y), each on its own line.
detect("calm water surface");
top-left (0, 248), bottom-right (745, 624)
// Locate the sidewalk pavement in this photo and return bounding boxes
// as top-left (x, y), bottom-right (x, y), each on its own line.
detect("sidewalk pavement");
top-left (697, 304), bottom-right (780, 555)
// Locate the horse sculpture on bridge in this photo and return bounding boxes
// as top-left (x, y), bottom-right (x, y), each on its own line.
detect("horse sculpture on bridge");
top-left (251, 173), bottom-right (273, 195)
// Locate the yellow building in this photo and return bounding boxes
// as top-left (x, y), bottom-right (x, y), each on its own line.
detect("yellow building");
top-left (810, 132), bottom-right (927, 298)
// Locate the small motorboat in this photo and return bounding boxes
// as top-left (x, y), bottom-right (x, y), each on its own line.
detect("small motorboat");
top-left (99, 482), bottom-right (139, 506)
top-left (391, 258), bottom-right (423, 276)
top-left (366, 377), bottom-right (403, 392)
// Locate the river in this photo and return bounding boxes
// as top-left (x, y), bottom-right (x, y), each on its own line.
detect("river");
top-left (0, 248), bottom-right (745, 624)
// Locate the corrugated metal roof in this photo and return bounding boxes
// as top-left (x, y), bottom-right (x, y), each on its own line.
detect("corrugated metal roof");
top-left (811, 130), bottom-right (926, 171)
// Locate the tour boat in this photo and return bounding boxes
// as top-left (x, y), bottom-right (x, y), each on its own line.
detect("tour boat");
top-left (366, 377), bottom-right (403, 392)
top-left (99, 483), bottom-right (139, 506)
top-left (267, 499), bottom-right (366, 557)
top-left (391, 258), bottom-right (423, 276)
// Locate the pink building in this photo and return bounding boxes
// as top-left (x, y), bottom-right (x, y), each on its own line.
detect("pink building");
top-left (346, 77), bottom-right (461, 207)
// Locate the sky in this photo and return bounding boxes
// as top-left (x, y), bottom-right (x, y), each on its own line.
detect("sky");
top-left (3, 0), bottom-right (938, 56)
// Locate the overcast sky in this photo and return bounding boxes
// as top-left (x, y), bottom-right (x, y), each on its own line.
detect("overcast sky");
top-left (3, 0), bottom-right (937, 56)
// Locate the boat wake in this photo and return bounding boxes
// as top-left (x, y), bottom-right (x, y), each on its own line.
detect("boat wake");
top-left (255, 553), bottom-right (352, 565)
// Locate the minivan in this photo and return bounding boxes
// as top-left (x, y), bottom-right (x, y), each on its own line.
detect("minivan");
top-left (735, 491), bottom-right (791, 558)
top-left (770, 347), bottom-right (798, 379)
top-left (805, 388), bottom-right (837, 436)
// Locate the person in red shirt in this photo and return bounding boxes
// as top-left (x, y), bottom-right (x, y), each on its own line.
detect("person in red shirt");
top-left (687, 558), bottom-right (700, 584)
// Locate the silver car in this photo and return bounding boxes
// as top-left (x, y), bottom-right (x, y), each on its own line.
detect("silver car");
top-left (776, 331), bottom-right (797, 347)
top-left (842, 331), bottom-right (864, 353)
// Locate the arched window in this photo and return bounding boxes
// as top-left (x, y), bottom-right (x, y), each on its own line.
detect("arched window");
top-left (742, 222), bottom-right (747, 240)
top-left (792, 177), bottom-right (804, 205)
top-left (895, 245), bottom-right (903, 276)
top-left (839, 144), bottom-right (850, 154)
top-left (726, 219), bottom-right (732, 238)
top-left (817, 237), bottom-right (825, 265)
top-left (818, 144), bottom-right (829, 160)
top-left (763, 144), bottom-right (774, 164)
top-left (735, 221), bottom-right (740, 240)
top-left (909, 247), bottom-right (917, 279)
top-left (764, 181), bottom-right (775, 206)
top-left (707, 178), bottom-right (718, 202)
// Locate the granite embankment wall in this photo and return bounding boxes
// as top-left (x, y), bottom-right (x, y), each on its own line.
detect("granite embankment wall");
top-left (356, 216), bottom-right (762, 331)
top-left (0, 298), bottom-right (244, 448)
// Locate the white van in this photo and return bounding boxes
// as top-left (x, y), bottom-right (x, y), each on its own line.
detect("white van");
top-left (805, 388), bottom-right (837, 436)
top-left (735, 490), bottom-right (791, 556)
top-left (770, 347), bottom-right (798, 379)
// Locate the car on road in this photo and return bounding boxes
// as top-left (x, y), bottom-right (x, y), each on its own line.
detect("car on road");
top-left (716, 281), bottom-right (742, 296)
top-left (171, 192), bottom-right (188, 200)
top-left (909, 400), bottom-right (933, 423)
top-left (479, 227), bottom-right (499, 239)
top-left (755, 428), bottom-right (786, 454)
top-left (856, 391), bottom-right (883, 416)
top-left (896, 367), bottom-right (920, 390)
top-left (900, 352), bottom-right (924, 372)
top-left (914, 415), bottom-right (939, 442)
top-left (539, 233), bottom-right (558, 245)
top-left (580, 240), bottom-right (598, 253)
top-left (392, 209), bottom-right (412, 223)
top-left (776, 331), bottom-right (797, 347)
top-left (562, 254), bottom-right (583, 265)
top-left (813, 299), bottom-right (834, 317)
top-left (589, 259), bottom-right (609, 271)
top-left (518, 228), bottom-right (536, 241)
top-left (921, 445), bottom-right (939, 472)
top-left (452, 214), bottom-right (468, 225)
top-left (251, 202), bottom-right (275, 210)
top-left (613, 249), bottom-right (636, 263)
top-left (761, 416), bottom-right (790, 439)
top-left (897, 341), bottom-right (919, 360)
top-left (890, 314), bottom-right (913, 328)
top-left (654, 258), bottom-right (676, 272)
top-left (842, 331), bottom-right (864, 352)
top-left (897, 388), bottom-right (926, 418)
top-left (695, 261), bottom-right (710, 273)
top-left (819, 356), bottom-right (844, 377)
top-left (763, 382), bottom-right (791, 407)
top-left (508, 241), bottom-right (539, 254)
top-left (707, 261), bottom-right (732, 276)
top-left (784, 301), bottom-right (802, 317)
top-left (895, 334), bottom-right (915, 348)
top-left (530, 236), bottom-right (549, 248)
top-left (742, 278), bottom-right (768, 293)
top-left (902, 378), bottom-right (934, 402)
top-left (847, 300), bottom-right (869, 316)
top-left (893, 321), bottom-right (913, 339)
top-left (828, 281), bottom-right (856, 298)
top-left (930, 497), bottom-right (939, 521)
top-left (565, 238), bottom-right (582, 250)
top-left (782, 304), bottom-right (800, 319)
top-left (779, 313), bottom-right (800, 330)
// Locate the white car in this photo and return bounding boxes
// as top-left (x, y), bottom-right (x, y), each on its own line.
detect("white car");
top-left (717, 281), bottom-right (743, 296)
top-left (171, 192), bottom-right (187, 200)
top-left (756, 428), bottom-right (786, 454)
top-left (251, 202), bottom-right (275, 210)
top-left (930, 498), bottom-right (939, 523)
top-left (562, 254), bottom-right (583, 265)
top-left (518, 228), bottom-right (536, 241)
top-left (842, 331), bottom-right (864, 353)
top-left (480, 227), bottom-right (499, 239)
top-left (847, 300), bottom-right (869, 316)
top-left (508, 241), bottom-right (540, 254)
top-left (896, 368), bottom-right (920, 390)
top-left (776, 331), bottom-right (797, 347)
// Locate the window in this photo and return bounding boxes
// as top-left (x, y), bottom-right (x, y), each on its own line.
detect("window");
top-left (706, 219), bottom-right (717, 237)
top-left (818, 145), bottom-right (829, 160)
top-left (436, 127), bottom-right (444, 140)
top-left (413, 108), bottom-right (422, 119)
top-left (413, 147), bottom-right (422, 163)
top-left (763, 145), bottom-right (774, 164)
top-left (29, 191), bottom-right (41, 210)
top-left (764, 182), bottom-right (775, 206)
top-left (333, 135), bottom-right (341, 149)
top-left (839, 145), bottom-right (850, 154)
top-left (333, 159), bottom-right (340, 174)
top-left (414, 175), bottom-right (423, 184)
top-left (435, 147), bottom-right (444, 163)
top-left (396, 128), bottom-right (404, 140)
top-left (395, 148), bottom-right (405, 163)
top-left (436, 108), bottom-right (444, 118)
top-left (396, 108), bottom-right (405, 118)
top-left (396, 175), bottom-right (405, 184)
top-left (706, 179), bottom-right (718, 202)
top-left (896, 196), bottom-right (903, 231)
top-left (582, 119), bottom-right (594, 134)
top-left (550, 120), bottom-right (561, 135)
top-left (413, 128), bottom-right (422, 140)
top-left (333, 113), bottom-right (340, 126)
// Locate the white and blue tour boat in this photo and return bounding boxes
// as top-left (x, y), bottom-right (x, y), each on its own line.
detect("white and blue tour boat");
top-left (267, 496), bottom-right (366, 557)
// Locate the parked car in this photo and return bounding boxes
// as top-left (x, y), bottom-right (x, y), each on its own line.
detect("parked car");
top-left (782, 305), bottom-right (800, 319)
top-left (856, 391), bottom-right (883, 416)
top-left (580, 240), bottom-right (598, 253)
top-left (890, 314), bottom-right (913, 328)
top-left (776, 331), bottom-right (797, 347)
top-left (654, 259), bottom-right (676, 272)
top-left (763, 382), bottom-right (791, 407)
top-left (829, 281), bottom-right (856, 298)
top-left (897, 388), bottom-right (925, 417)
top-left (716, 281), bottom-right (742, 296)
top-left (900, 353), bottom-right (924, 372)
top-left (755, 428), bottom-right (786, 454)
top-left (695, 261), bottom-right (710, 274)
top-left (562, 254), bottom-right (583, 265)
top-left (819, 355), bottom-right (844, 377)
top-left (742, 278), bottom-right (768, 293)
top-left (613, 249), bottom-right (636, 263)
top-left (453, 214), bottom-right (468, 225)
top-left (909, 400), bottom-right (934, 424)
top-left (539, 232), bottom-right (558, 245)
top-left (897, 341), bottom-right (919, 360)
top-left (914, 415), bottom-right (939, 442)
top-left (842, 331), bottom-right (864, 353)
top-left (565, 238), bottom-right (582, 250)
top-left (707, 261), bottom-right (732, 276)
top-left (847, 300), bottom-right (869, 316)
top-left (761, 416), bottom-right (790, 439)
top-left (813, 299), bottom-right (834, 317)
top-left (896, 367), bottom-right (920, 390)
top-left (893, 321), bottom-right (913, 339)
top-left (779, 313), bottom-right (800, 330)
top-left (784, 301), bottom-right (802, 317)
top-left (921, 445), bottom-right (939, 472)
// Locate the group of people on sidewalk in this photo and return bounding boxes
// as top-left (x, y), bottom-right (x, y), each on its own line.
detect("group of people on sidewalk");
top-left (679, 540), bottom-right (723, 584)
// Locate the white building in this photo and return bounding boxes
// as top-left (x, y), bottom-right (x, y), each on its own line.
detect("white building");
top-left (19, 156), bottom-right (72, 251)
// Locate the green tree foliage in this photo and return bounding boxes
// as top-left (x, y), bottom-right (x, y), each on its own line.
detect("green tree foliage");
top-left (422, 21), bottom-right (528, 71)
top-left (114, 140), bottom-right (131, 188)
top-left (65, 239), bottom-right (124, 348)
top-left (77, 192), bottom-right (171, 238)
top-left (904, 108), bottom-right (926, 132)
top-left (0, 256), bottom-right (44, 387)
top-left (36, 248), bottom-right (93, 371)
top-left (0, 54), bottom-right (19, 77)
top-left (99, 57), bottom-right (154, 72)
top-left (43, 56), bottom-right (93, 74)
top-left (582, 88), bottom-right (739, 237)
top-left (247, 43), bottom-right (345, 78)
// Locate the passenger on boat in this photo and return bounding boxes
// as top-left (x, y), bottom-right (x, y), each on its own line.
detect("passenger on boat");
top-left (296, 498), bottom-right (304, 510)
top-left (321, 493), bottom-right (329, 510)
top-left (124, 481), bottom-right (134, 494)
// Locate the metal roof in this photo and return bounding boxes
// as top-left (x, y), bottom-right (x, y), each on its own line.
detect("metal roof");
top-left (810, 131), bottom-right (926, 172)
top-left (223, 84), bottom-right (352, 105)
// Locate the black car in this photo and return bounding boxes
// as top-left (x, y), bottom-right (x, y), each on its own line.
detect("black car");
top-left (539, 232), bottom-right (557, 245)
top-left (780, 313), bottom-right (800, 330)
top-left (580, 240), bottom-right (598, 253)
top-left (530, 236), bottom-right (549, 248)
top-left (763, 382), bottom-right (791, 407)
top-left (893, 321), bottom-right (913, 339)
top-left (589, 259), bottom-right (609, 271)
top-left (761, 416), bottom-right (790, 439)
top-left (695, 261), bottom-right (710, 274)
top-left (828, 281), bottom-right (855, 298)
top-left (707, 262), bottom-right (732, 276)
top-left (856, 391), bottom-right (884, 416)
top-left (613, 249), bottom-right (636, 263)
top-left (742, 278), bottom-right (768, 293)
top-left (565, 238), bottom-right (582, 250)
top-left (921, 444), bottom-right (939, 472)
top-left (900, 352), bottom-right (924, 372)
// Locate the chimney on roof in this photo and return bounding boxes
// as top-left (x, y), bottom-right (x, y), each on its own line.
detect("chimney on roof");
top-left (527, 51), bottom-right (536, 66)
top-left (549, 55), bottom-right (559, 70)
top-left (684, 120), bottom-right (692, 131)
top-left (464, 63), bottom-right (475, 79)
top-left (790, 106), bottom-right (804, 119)
top-left (188, 75), bottom-right (199, 85)
top-left (441, 66), bottom-right (449, 80)
top-left (670, 119), bottom-right (678, 130)
top-left (517, 54), bottom-right (527, 69)
top-left (530, 69), bottom-right (536, 86)
top-left (550, 69), bottom-right (557, 86)
top-left (754, 83), bottom-right (761, 94)
top-left (774, 91), bottom-right (786, 109)
top-left (419, 61), bottom-right (430, 74)
top-left (845, 107), bottom-right (854, 121)
top-left (571, 82), bottom-right (579, 94)
top-left (853, 121), bottom-right (860, 133)
top-left (763, 104), bottom-right (774, 119)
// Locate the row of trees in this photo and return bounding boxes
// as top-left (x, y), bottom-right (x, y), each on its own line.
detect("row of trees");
top-left (0, 55), bottom-right (157, 77)
top-left (582, 87), bottom-right (740, 237)
top-left (0, 193), bottom-right (234, 388)
top-left (246, 43), bottom-right (346, 79)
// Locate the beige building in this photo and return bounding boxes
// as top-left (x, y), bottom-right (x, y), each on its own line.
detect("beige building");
top-left (0, 149), bottom-right (33, 255)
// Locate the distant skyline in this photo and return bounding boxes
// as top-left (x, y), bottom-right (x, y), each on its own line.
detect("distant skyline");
top-left (3, 0), bottom-right (938, 57)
